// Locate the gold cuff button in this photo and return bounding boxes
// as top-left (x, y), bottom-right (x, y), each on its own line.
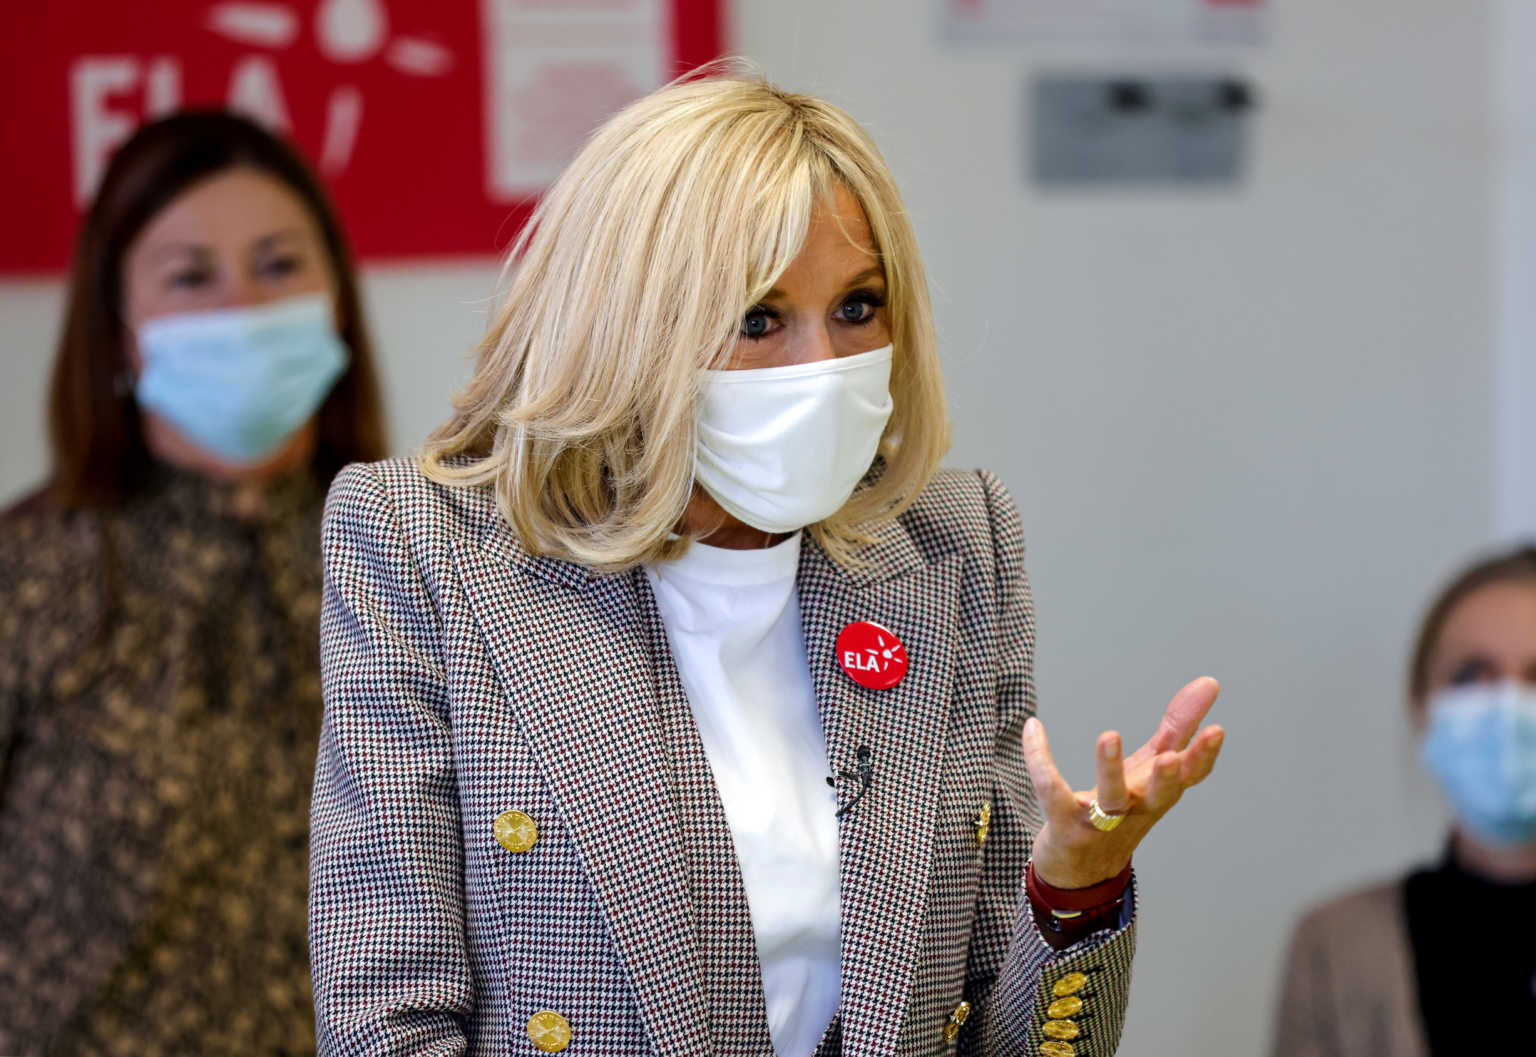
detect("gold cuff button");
top-left (1039, 1041), bottom-right (1077, 1057)
top-left (527, 1009), bottom-right (571, 1052)
top-left (1051, 972), bottom-right (1088, 997)
top-left (1046, 995), bottom-right (1083, 1019)
top-left (1043, 1019), bottom-right (1081, 1040)
top-left (975, 801), bottom-right (992, 846)
top-left (495, 810), bottom-right (539, 853)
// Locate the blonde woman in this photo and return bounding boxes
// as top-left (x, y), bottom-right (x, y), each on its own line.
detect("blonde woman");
top-left (309, 74), bottom-right (1226, 1056)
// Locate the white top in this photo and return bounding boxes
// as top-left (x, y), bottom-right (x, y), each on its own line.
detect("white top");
top-left (644, 533), bottom-right (840, 1057)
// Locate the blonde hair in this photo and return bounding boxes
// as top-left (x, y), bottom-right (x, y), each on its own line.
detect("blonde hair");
top-left (420, 71), bottom-right (950, 572)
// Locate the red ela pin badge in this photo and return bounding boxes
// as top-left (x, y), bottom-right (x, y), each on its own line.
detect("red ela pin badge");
top-left (836, 621), bottom-right (909, 691)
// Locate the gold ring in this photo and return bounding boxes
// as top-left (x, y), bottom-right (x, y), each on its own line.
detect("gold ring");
top-left (1088, 799), bottom-right (1126, 832)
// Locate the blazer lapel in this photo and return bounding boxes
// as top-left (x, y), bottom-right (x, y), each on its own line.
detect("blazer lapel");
top-left (799, 529), bottom-right (962, 1057)
top-left (454, 519), bottom-right (713, 1057)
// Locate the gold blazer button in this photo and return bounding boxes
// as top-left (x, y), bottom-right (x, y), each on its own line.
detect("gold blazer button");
top-left (1051, 972), bottom-right (1088, 997)
top-left (1039, 1041), bottom-right (1077, 1057)
top-left (1046, 995), bottom-right (1083, 1019)
top-left (942, 998), bottom-right (972, 1042)
top-left (527, 1009), bottom-right (571, 1052)
top-left (495, 810), bottom-right (539, 853)
top-left (1043, 1018), bottom-right (1081, 1040)
top-left (975, 801), bottom-right (992, 846)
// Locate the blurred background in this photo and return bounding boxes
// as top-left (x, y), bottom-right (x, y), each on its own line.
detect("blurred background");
top-left (2, 1), bottom-right (1531, 1053)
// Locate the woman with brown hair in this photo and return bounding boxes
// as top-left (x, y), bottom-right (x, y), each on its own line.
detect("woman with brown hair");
top-left (1270, 544), bottom-right (1536, 1057)
top-left (0, 110), bottom-right (385, 1055)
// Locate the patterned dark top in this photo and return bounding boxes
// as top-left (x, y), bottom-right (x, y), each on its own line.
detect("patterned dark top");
top-left (0, 463), bottom-right (326, 1056)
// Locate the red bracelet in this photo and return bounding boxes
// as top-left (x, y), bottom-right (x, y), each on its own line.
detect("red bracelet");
top-left (1026, 860), bottom-right (1132, 916)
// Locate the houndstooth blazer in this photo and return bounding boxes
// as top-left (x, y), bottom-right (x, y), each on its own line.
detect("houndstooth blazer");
top-left (310, 458), bottom-right (1138, 1057)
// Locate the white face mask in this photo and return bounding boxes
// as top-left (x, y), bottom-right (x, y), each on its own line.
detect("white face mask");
top-left (694, 344), bottom-right (894, 534)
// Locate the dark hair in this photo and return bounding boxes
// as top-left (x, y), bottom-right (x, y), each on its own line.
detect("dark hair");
top-left (46, 109), bottom-right (386, 506)
top-left (1408, 543), bottom-right (1536, 707)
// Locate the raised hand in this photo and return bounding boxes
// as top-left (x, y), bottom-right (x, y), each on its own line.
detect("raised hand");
top-left (1020, 677), bottom-right (1225, 889)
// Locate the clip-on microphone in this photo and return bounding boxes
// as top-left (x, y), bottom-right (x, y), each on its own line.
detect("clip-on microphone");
top-left (825, 744), bottom-right (874, 818)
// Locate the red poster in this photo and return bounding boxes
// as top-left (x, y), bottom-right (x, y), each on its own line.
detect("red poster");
top-left (0, 0), bottom-right (726, 274)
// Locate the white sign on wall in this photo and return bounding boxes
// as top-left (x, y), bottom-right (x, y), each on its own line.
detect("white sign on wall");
top-left (482, 0), bottom-right (669, 198)
top-left (942, 0), bottom-right (1267, 47)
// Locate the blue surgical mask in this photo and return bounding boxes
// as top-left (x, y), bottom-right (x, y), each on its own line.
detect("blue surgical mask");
top-left (134, 293), bottom-right (348, 462)
top-left (1420, 682), bottom-right (1536, 845)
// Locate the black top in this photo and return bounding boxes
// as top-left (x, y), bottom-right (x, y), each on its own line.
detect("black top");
top-left (1403, 844), bottom-right (1536, 1054)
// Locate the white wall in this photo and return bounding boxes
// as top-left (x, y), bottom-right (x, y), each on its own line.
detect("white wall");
top-left (734, 2), bottom-right (1494, 1054)
top-left (0, 2), bottom-right (1504, 1053)
top-left (0, 281), bottom-right (63, 502)
top-left (1496, 0), bottom-right (1536, 539)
